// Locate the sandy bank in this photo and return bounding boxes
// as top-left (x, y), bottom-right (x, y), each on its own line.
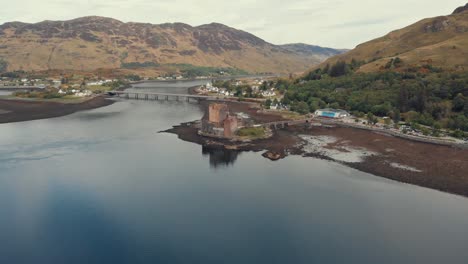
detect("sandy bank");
top-left (0, 95), bottom-right (114, 124)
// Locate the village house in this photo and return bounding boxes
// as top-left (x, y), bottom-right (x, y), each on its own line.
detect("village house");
top-left (262, 91), bottom-right (275, 97)
top-left (87, 80), bottom-right (109, 86)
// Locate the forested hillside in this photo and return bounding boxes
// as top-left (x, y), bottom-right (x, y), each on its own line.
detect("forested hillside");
top-left (281, 62), bottom-right (468, 136)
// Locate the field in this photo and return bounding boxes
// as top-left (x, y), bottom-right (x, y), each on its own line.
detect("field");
top-left (236, 127), bottom-right (266, 139)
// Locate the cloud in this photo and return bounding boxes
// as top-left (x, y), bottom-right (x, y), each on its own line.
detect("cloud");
top-left (327, 17), bottom-right (396, 29)
top-left (0, 0), bottom-right (466, 48)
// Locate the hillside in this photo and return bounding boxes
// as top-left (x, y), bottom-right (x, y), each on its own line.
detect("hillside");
top-left (318, 4), bottom-right (468, 72)
top-left (280, 43), bottom-right (348, 61)
top-left (0, 17), bottom-right (337, 74)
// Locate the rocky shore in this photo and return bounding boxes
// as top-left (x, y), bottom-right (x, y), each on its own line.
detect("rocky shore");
top-left (164, 100), bottom-right (468, 198)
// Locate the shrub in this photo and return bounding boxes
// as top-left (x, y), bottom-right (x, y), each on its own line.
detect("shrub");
top-left (236, 127), bottom-right (265, 138)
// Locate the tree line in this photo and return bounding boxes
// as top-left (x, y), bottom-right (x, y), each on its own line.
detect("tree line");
top-left (281, 60), bottom-right (468, 135)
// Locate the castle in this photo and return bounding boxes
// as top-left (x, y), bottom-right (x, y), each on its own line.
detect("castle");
top-left (200, 103), bottom-right (241, 138)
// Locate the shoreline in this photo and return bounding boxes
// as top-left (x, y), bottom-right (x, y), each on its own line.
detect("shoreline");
top-left (2, 88), bottom-right (467, 198)
top-left (0, 95), bottom-right (114, 124)
top-left (130, 74), bottom-right (280, 84)
top-left (163, 100), bottom-right (468, 198)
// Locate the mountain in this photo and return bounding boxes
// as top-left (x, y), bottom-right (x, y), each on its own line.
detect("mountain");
top-left (0, 16), bottom-right (338, 74)
top-left (317, 4), bottom-right (468, 72)
top-left (280, 43), bottom-right (349, 61)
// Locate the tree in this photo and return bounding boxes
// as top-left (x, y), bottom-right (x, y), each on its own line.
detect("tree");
top-left (405, 111), bottom-right (420, 122)
top-left (125, 74), bottom-right (141, 81)
top-left (415, 87), bottom-right (427, 112)
top-left (384, 118), bottom-right (392, 127)
top-left (265, 98), bottom-right (272, 108)
top-left (246, 86), bottom-right (253, 97)
top-left (432, 122), bottom-right (442, 137)
top-left (0, 59), bottom-right (7, 73)
top-left (366, 112), bottom-right (378, 125)
top-left (80, 79), bottom-right (86, 88)
top-left (329, 61), bottom-right (348, 77)
top-left (394, 57), bottom-right (402, 64)
top-left (330, 102), bottom-right (340, 109)
top-left (371, 103), bottom-right (391, 116)
top-left (308, 100), bottom-right (319, 112)
top-left (322, 64), bottom-right (330, 75)
top-left (398, 86), bottom-right (409, 112)
top-left (464, 100), bottom-right (468, 117)
top-left (295, 102), bottom-right (310, 115)
top-left (453, 93), bottom-right (465, 112)
top-left (451, 130), bottom-right (466, 139)
top-left (260, 81), bottom-right (268, 91)
top-left (392, 109), bottom-right (401, 124)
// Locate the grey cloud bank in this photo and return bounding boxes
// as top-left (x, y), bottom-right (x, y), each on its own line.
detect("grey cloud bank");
top-left (0, 0), bottom-right (465, 48)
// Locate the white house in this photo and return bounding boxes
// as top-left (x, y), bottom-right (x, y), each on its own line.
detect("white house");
top-left (75, 90), bottom-right (93, 97)
top-left (262, 91), bottom-right (275, 97)
top-left (314, 109), bottom-right (350, 119)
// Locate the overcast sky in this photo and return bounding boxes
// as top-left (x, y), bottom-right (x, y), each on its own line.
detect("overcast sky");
top-left (0, 0), bottom-right (466, 48)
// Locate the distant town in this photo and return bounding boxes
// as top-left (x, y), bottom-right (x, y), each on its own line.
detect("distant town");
top-left (1, 70), bottom-right (467, 146)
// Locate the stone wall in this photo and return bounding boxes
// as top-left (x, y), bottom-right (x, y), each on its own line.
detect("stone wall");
top-left (208, 103), bottom-right (228, 124)
top-left (223, 115), bottom-right (239, 137)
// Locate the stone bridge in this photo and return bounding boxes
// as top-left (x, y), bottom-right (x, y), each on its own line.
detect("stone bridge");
top-left (108, 90), bottom-right (224, 102)
top-left (261, 119), bottom-right (316, 130)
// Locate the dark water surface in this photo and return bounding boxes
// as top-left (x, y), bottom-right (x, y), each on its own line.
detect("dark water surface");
top-left (1, 81), bottom-right (468, 264)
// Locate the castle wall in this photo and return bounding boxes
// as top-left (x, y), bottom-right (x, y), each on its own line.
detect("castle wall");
top-left (208, 103), bottom-right (228, 124)
top-left (223, 115), bottom-right (239, 138)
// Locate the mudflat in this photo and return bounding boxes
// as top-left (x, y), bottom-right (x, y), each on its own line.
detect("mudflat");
top-left (303, 126), bottom-right (468, 197)
top-left (0, 96), bottom-right (114, 124)
top-left (165, 100), bottom-right (468, 198)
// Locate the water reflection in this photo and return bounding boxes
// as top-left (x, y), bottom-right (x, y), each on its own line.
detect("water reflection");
top-left (1, 83), bottom-right (468, 264)
top-left (202, 146), bottom-right (240, 168)
top-left (40, 185), bottom-right (134, 264)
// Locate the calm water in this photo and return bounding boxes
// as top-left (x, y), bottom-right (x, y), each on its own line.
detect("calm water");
top-left (1, 81), bottom-right (468, 264)
top-left (0, 91), bottom-right (13, 96)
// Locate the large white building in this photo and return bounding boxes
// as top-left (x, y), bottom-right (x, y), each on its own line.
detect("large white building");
top-left (314, 109), bottom-right (350, 119)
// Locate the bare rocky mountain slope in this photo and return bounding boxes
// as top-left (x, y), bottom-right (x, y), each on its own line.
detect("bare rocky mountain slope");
top-left (318, 4), bottom-right (468, 72)
top-left (0, 17), bottom-right (340, 74)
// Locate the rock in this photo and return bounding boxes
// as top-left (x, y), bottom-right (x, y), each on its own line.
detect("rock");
top-left (424, 18), bottom-right (450, 33)
top-left (262, 151), bottom-right (285, 161)
top-left (453, 3), bottom-right (468, 14)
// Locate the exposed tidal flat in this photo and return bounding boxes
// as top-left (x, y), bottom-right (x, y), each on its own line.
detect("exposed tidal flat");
top-left (0, 95), bottom-right (113, 124)
top-left (0, 80), bottom-right (468, 263)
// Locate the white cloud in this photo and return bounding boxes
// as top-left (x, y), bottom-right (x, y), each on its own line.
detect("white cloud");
top-left (0, 0), bottom-right (465, 48)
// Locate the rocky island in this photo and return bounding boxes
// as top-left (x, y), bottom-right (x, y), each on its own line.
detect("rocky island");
top-left (164, 99), bottom-right (468, 198)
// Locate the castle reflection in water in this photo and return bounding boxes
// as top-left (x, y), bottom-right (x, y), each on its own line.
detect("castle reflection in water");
top-left (202, 146), bottom-right (240, 168)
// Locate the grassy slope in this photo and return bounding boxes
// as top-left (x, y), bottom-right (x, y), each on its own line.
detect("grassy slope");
top-left (318, 10), bottom-right (468, 72)
top-left (0, 20), bottom-right (321, 74)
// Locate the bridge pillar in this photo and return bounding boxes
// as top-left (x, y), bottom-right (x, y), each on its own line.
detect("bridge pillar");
top-left (145, 94), bottom-right (148, 100)
top-left (136, 94), bottom-right (139, 100)
top-left (165, 96), bottom-right (168, 101)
